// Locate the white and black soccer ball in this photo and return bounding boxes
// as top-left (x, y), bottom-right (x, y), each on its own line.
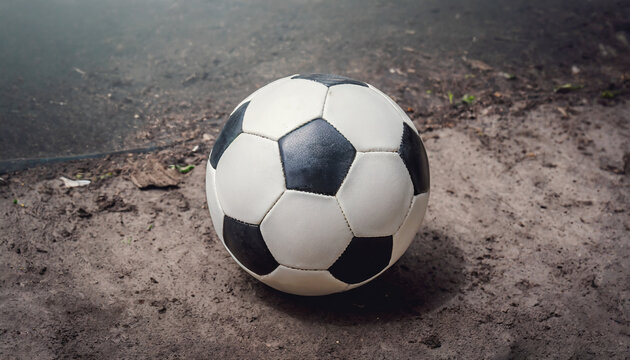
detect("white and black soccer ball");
top-left (206, 74), bottom-right (430, 296)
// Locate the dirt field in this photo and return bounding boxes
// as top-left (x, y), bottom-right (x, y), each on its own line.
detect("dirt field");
top-left (2, 92), bottom-right (629, 358)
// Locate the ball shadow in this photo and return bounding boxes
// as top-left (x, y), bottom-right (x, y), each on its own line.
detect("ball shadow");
top-left (250, 227), bottom-right (466, 324)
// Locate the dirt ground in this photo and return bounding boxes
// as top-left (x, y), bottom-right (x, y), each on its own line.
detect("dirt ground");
top-left (2, 1), bottom-right (630, 358)
top-left (1, 90), bottom-right (630, 359)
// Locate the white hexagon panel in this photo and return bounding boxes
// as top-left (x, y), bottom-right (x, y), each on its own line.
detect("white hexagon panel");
top-left (261, 266), bottom-right (348, 296)
top-left (337, 152), bottom-right (414, 237)
top-left (324, 84), bottom-right (404, 152)
top-left (215, 133), bottom-right (285, 225)
top-left (260, 190), bottom-right (353, 270)
top-left (242, 78), bottom-right (328, 140)
top-left (205, 164), bottom-right (225, 243)
top-left (391, 192), bottom-right (430, 266)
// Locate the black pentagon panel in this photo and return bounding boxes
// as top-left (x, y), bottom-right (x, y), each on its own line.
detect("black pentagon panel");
top-left (398, 123), bottom-right (430, 195)
top-left (329, 236), bottom-right (393, 284)
top-left (222, 216), bottom-right (278, 276)
top-left (279, 119), bottom-right (356, 196)
top-left (292, 73), bottom-right (368, 88)
top-left (209, 101), bottom-right (249, 169)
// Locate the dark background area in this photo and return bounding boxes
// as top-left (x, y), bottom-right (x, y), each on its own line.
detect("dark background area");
top-left (1, 0), bottom-right (628, 166)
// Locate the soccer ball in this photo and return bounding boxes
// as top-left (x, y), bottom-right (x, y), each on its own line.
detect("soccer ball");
top-left (206, 74), bottom-right (429, 296)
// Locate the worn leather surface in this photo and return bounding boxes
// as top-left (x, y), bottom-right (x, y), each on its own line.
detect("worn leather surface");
top-left (260, 190), bottom-right (352, 270)
top-left (337, 152), bottom-right (414, 237)
top-left (261, 265), bottom-right (348, 296)
top-left (205, 74), bottom-right (430, 295)
top-left (205, 165), bottom-right (225, 242)
top-left (242, 79), bottom-right (328, 140)
top-left (329, 236), bottom-right (393, 284)
top-left (292, 73), bottom-right (367, 88)
top-left (209, 101), bottom-right (248, 169)
top-left (391, 192), bottom-right (429, 266)
top-left (222, 216), bottom-right (279, 276)
top-left (324, 84), bottom-right (404, 152)
top-left (215, 133), bottom-right (285, 224)
top-left (399, 122), bottom-right (430, 195)
top-left (279, 118), bottom-right (355, 196)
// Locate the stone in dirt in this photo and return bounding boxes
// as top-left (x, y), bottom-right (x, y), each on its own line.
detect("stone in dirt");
top-left (421, 334), bottom-right (442, 349)
top-left (130, 159), bottom-right (180, 189)
top-left (465, 58), bottom-right (493, 71)
top-left (96, 194), bottom-right (136, 212)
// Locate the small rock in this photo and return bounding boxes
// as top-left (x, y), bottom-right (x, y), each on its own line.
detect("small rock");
top-left (75, 208), bottom-right (92, 218)
top-left (60, 228), bottom-right (73, 238)
top-left (466, 58), bottom-right (492, 71)
top-left (97, 194), bottom-right (136, 212)
top-left (599, 156), bottom-right (624, 174)
top-left (421, 334), bottom-right (442, 349)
